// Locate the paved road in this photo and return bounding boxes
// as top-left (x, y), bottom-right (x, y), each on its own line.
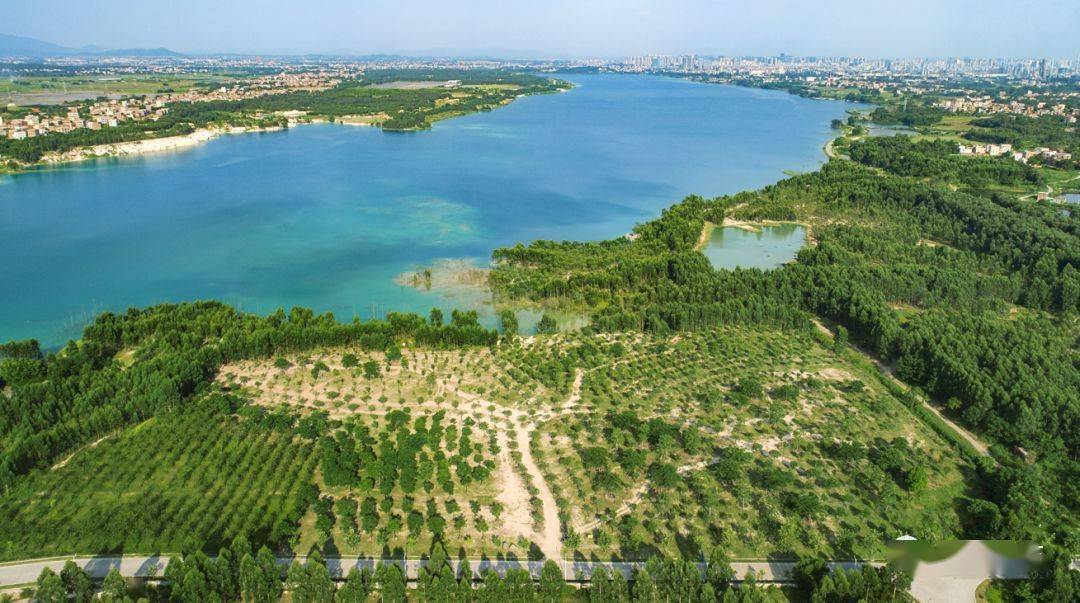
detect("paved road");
top-left (909, 542), bottom-right (1033, 603)
top-left (0, 555), bottom-right (862, 586)
top-left (0, 551), bottom-right (1045, 602)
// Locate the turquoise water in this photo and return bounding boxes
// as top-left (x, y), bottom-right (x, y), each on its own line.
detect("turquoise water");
top-left (702, 224), bottom-right (807, 270)
top-left (0, 74), bottom-right (858, 346)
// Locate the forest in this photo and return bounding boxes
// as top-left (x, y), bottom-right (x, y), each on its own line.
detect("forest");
top-left (962, 114), bottom-right (1080, 154)
top-left (0, 303), bottom-right (498, 482)
top-left (869, 104), bottom-right (946, 127)
top-left (847, 136), bottom-right (1042, 187)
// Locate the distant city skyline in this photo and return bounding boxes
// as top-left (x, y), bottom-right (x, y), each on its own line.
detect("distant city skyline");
top-left (6, 0), bottom-right (1080, 59)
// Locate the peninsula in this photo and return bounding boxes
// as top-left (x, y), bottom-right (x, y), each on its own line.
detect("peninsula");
top-left (0, 69), bottom-right (569, 171)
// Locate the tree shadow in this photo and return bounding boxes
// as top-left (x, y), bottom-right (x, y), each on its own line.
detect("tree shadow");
top-left (674, 532), bottom-right (702, 559)
top-left (321, 535), bottom-right (341, 558)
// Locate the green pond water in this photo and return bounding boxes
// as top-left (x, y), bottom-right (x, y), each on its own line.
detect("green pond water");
top-left (702, 223), bottom-right (808, 270)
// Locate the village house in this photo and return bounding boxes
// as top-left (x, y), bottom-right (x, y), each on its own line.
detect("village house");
top-left (1, 71), bottom-right (341, 144)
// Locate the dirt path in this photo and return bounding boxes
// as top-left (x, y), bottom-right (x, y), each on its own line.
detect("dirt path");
top-left (51, 434), bottom-right (113, 471)
top-left (1021, 173), bottom-right (1080, 200)
top-left (1020, 183), bottom-right (1054, 200)
top-left (811, 318), bottom-right (833, 338)
top-left (693, 222), bottom-right (716, 251)
top-left (492, 426), bottom-right (538, 548)
top-left (811, 318), bottom-right (990, 456)
top-left (563, 369), bottom-right (584, 411)
top-left (574, 456), bottom-right (718, 533)
top-left (447, 385), bottom-right (563, 560)
top-left (515, 423), bottom-right (563, 560)
top-left (914, 397), bottom-right (990, 456)
top-left (511, 368), bottom-right (585, 558)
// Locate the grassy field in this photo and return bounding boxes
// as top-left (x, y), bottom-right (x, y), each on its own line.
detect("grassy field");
top-left (0, 74), bottom-right (241, 98)
top-left (911, 114), bottom-right (976, 144)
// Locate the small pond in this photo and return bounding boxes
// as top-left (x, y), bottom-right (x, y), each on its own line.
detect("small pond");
top-left (702, 223), bottom-right (807, 270)
top-left (866, 123), bottom-right (915, 137)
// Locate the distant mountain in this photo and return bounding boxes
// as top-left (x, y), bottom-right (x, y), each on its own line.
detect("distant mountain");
top-left (0, 33), bottom-right (75, 56)
top-left (0, 33), bottom-right (183, 58)
top-left (91, 47), bottom-right (183, 58)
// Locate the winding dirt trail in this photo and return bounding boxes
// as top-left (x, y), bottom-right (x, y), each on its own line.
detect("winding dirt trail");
top-left (574, 456), bottom-right (719, 533)
top-left (563, 369), bottom-right (584, 411)
top-left (516, 368), bottom-right (586, 557)
top-left (446, 375), bottom-right (576, 560)
top-left (515, 422), bottom-right (563, 560)
top-left (51, 433), bottom-right (113, 471)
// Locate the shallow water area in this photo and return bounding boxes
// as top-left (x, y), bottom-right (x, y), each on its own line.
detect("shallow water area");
top-left (702, 224), bottom-right (808, 270)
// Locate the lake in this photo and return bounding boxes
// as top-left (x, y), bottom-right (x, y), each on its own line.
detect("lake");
top-left (0, 74), bottom-right (859, 346)
top-left (702, 224), bottom-right (808, 270)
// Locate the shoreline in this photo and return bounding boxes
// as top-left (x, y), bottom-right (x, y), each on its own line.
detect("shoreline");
top-left (3, 78), bottom-right (839, 176)
top-left (4, 84), bottom-right (572, 175)
top-left (4, 110), bottom-right (473, 174)
top-left (2, 111), bottom-right (445, 174)
top-left (10, 117), bottom-right (382, 173)
top-left (705, 218), bottom-right (817, 246)
top-left (33, 124), bottom-right (293, 169)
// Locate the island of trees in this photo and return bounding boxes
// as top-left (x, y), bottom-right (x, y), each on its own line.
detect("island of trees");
top-left (0, 69), bottom-right (568, 164)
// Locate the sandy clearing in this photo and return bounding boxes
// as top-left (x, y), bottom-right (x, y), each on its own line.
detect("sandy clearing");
top-left (493, 428), bottom-right (537, 546)
top-left (446, 384), bottom-right (563, 559)
top-left (817, 367), bottom-right (855, 381)
top-left (563, 369), bottom-right (584, 411)
top-left (517, 423), bottom-right (563, 559)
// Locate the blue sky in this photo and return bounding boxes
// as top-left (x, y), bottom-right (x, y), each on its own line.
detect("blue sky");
top-left (8, 0), bottom-right (1080, 58)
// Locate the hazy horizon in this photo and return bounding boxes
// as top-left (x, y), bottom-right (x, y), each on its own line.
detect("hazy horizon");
top-left (7, 0), bottom-right (1080, 60)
